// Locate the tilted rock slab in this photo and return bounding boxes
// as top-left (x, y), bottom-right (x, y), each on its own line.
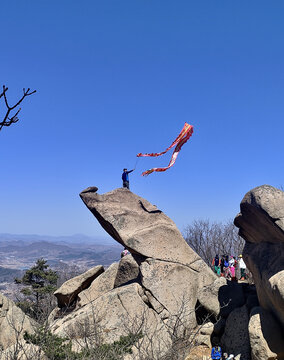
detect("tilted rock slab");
top-left (80, 187), bottom-right (215, 312)
top-left (54, 265), bottom-right (104, 308)
top-left (79, 187), bottom-right (202, 266)
top-left (77, 262), bottom-right (119, 308)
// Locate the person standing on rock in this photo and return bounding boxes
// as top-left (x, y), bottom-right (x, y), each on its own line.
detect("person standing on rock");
top-left (238, 254), bottom-right (246, 280)
top-left (122, 168), bottom-right (134, 189)
top-left (212, 255), bottom-right (221, 276)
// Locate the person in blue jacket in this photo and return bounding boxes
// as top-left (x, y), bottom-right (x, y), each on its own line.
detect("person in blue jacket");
top-left (122, 168), bottom-right (134, 189)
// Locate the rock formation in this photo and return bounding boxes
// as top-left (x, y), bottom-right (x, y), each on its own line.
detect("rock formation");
top-left (234, 185), bottom-right (284, 360)
top-left (48, 184), bottom-right (284, 359)
top-left (49, 187), bottom-right (217, 358)
top-left (0, 293), bottom-right (36, 351)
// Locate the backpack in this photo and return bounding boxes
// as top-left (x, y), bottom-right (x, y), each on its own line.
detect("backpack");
top-left (211, 346), bottom-right (222, 359)
top-left (224, 260), bottom-right (229, 267)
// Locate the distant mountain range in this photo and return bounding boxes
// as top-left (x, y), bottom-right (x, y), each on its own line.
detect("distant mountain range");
top-left (0, 233), bottom-right (117, 246)
top-left (0, 233), bottom-right (123, 271)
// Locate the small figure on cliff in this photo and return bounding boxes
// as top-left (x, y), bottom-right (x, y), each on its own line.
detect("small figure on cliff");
top-left (122, 168), bottom-right (134, 189)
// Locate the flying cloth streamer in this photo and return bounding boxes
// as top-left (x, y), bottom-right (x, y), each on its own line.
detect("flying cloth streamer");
top-left (137, 122), bottom-right (193, 176)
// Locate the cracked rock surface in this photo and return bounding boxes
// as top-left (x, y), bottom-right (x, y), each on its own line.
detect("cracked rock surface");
top-left (49, 187), bottom-right (216, 356)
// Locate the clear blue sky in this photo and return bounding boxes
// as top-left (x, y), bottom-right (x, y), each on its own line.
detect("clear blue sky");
top-left (0, 1), bottom-right (283, 237)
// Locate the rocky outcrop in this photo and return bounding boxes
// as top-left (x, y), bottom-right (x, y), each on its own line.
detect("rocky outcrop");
top-left (52, 283), bottom-right (171, 358)
top-left (49, 187), bottom-right (217, 357)
top-left (47, 184), bottom-right (284, 359)
top-left (54, 265), bottom-right (104, 307)
top-left (79, 187), bottom-right (202, 267)
top-left (235, 185), bottom-right (284, 359)
top-left (0, 293), bottom-right (36, 350)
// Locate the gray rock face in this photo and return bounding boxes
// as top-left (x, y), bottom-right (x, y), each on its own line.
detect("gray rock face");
top-left (234, 185), bottom-right (284, 329)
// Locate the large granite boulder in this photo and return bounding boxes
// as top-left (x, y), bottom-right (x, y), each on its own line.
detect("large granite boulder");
top-left (234, 185), bottom-right (284, 329)
top-left (79, 187), bottom-right (202, 267)
top-left (49, 187), bottom-right (216, 357)
top-left (0, 293), bottom-right (36, 350)
top-left (78, 187), bottom-right (215, 319)
top-left (54, 265), bottom-right (104, 308)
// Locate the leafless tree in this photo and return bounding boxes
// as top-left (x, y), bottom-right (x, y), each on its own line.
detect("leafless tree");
top-left (0, 85), bottom-right (36, 131)
top-left (183, 219), bottom-right (245, 267)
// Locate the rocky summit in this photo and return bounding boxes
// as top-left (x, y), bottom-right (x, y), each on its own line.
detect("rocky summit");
top-left (49, 185), bottom-right (284, 359)
top-left (48, 187), bottom-right (216, 358)
top-left (2, 185), bottom-right (284, 359)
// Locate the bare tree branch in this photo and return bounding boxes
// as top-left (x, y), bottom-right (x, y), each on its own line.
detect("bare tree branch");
top-left (0, 85), bottom-right (36, 132)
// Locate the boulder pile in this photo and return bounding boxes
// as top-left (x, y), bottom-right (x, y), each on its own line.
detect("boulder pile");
top-left (49, 185), bottom-right (284, 359)
top-left (49, 187), bottom-right (217, 358)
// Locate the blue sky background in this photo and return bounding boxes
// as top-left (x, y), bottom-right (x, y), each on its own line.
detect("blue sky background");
top-left (0, 1), bottom-right (284, 238)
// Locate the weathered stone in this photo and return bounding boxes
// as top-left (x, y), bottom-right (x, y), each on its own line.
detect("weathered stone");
top-left (114, 254), bottom-right (140, 288)
top-left (51, 283), bottom-right (172, 357)
top-left (79, 187), bottom-right (202, 266)
top-left (234, 185), bottom-right (284, 244)
top-left (221, 305), bottom-right (251, 360)
top-left (140, 258), bottom-right (215, 328)
top-left (197, 277), bottom-right (227, 317)
top-left (249, 307), bottom-right (284, 360)
top-left (77, 262), bottom-right (118, 308)
top-left (199, 322), bottom-right (214, 336)
top-left (54, 265), bottom-right (104, 307)
top-left (0, 293), bottom-right (36, 350)
top-left (234, 185), bottom-right (284, 329)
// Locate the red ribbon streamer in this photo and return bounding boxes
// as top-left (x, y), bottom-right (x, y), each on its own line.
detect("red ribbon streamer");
top-left (137, 123), bottom-right (193, 176)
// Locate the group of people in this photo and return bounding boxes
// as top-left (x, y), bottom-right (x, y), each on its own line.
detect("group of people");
top-left (212, 254), bottom-right (247, 281)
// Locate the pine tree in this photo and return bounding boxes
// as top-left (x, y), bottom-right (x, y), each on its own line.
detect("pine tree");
top-left (15, 258), bottom-right (58, 321)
